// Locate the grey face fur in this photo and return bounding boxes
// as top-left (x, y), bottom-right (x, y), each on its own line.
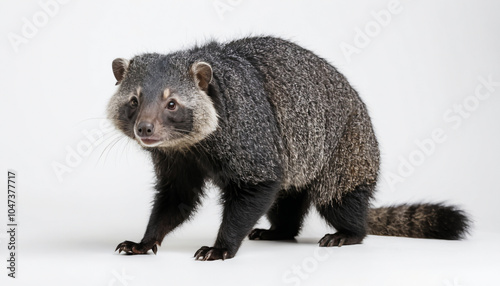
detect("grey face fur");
top-left (107, 54), bottom-right (218, 150)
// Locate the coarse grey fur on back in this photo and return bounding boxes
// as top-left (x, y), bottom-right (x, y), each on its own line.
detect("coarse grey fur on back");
top-left (223, 37), bottom-right (380, 204)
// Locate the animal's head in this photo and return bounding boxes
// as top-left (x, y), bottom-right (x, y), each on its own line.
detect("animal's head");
top-left (107, 54), bottom-right (218, 149)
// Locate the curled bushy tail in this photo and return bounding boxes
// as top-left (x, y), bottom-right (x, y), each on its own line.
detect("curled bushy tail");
top-left (367, 203), bottom-right (470, 240)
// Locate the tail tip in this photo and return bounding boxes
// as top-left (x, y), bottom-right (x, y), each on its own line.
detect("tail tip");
top-left (432, 204), bottom-right (471, 240)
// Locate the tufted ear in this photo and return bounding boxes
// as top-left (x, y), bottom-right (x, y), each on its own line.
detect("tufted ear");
top-left (112, 58), bottom-right (129, 85)
top-left (190, 61), bottom-right (213, 92)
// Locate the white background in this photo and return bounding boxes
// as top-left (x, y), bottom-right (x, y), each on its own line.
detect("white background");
top-left (1, 0), bottom-right (499, 285)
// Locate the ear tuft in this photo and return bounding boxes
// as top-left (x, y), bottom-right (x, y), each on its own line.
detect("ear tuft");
top-left (190, 61), bottom-right (213, 92)
top-left (112, 58), bottom-right (129, 85)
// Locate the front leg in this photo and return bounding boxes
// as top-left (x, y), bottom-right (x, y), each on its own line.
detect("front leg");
top-left (116, 154), bottom-right (205, 255)
top-left (115, 185), bottom-right (202, 255)
top-left (194, 180), bottom-right (280, 261)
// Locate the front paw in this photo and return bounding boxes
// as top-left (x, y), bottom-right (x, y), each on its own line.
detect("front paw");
top-left (318, 232), bottom-right (364, 247)
top-left (115, 240), bottom-right (158, 255)
top-left (194, 246), bottom-right (231, 261)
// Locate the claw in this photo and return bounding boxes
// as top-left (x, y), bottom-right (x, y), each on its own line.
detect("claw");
top-left (115, 240), bottom-right (156, 255)
top-left (194, 246), bottom-right (209, 259)
top-left (248, 229), bottom-right (263, 240)
top-left (195, 251), bottom-right (202, 260)
top-left (338, 238), bottom-right (346, 247)
top-left (327, 239), bottom-right (335, 247)
top-left (204, 249), bottom-right (214, 261)
top-left (222, 251), bottom-right (228, 261)
top-left (196, 251), bottom-right (205, 260)
top-left (194, 246), bottom-right (230, 261)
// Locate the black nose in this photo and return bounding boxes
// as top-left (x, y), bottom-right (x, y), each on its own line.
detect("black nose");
top-left (137, 122), bottom-right (154, 137)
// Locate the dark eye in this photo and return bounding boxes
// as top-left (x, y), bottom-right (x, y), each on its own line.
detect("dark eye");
top-left (129, 97), bottom-right (138, 108)
top-left (167, 100), bottom-right (176, 110)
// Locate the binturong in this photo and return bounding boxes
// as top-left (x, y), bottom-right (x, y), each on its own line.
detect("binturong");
top-left (107, 36), bottom-right (470, 261)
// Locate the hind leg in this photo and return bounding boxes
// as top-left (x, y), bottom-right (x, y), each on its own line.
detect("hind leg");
top-left (316, 184), bottom-right (373, 247)
top-left (249, 189), bottom-right (310, 240)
